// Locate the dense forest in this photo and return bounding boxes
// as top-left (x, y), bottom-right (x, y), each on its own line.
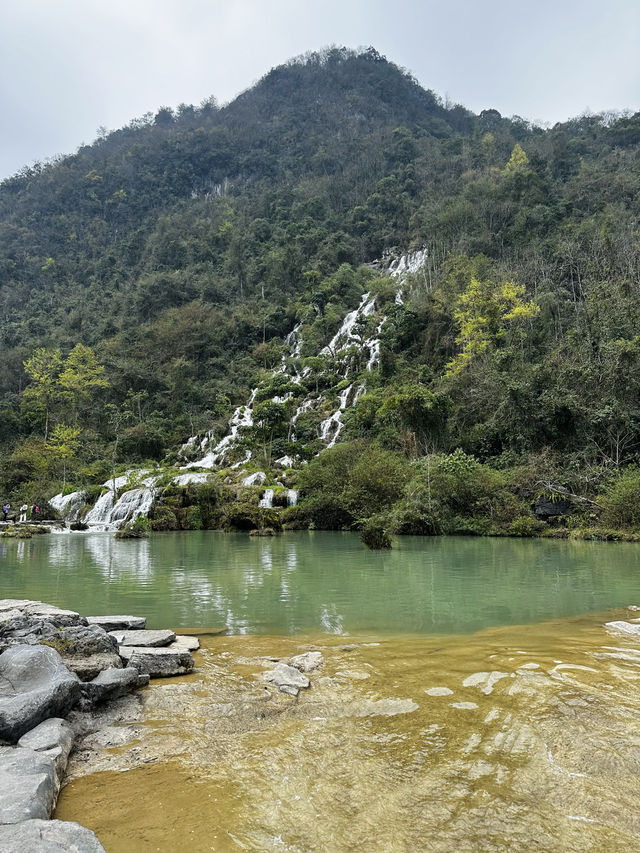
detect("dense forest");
top-left (1, 47), bottom-right (640, 541)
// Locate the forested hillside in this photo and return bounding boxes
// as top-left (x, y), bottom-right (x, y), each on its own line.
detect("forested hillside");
top-left (2, 46), bottom-right (640, 539)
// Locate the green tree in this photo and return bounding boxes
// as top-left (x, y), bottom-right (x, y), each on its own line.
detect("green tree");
top-left (58, 344), bottom-right (109, 425)
top-left (22, 348), bottom-right (62, 440)
top-left (46, 424), bottom-right (80, 491)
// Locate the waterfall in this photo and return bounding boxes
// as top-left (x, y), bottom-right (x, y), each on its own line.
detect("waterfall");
top-left (286, 489), bottom-right (298, 507)
top-left (49, 490), bottom-right (85, 522)
top-left (83, 490), bottom-right (114, 527)
top-left (321, 293), bottom-right (376, 357)
top-left (242, 471), bottom-right (267, 486)
top-left (259, 489), bottom-right (274, 509)
top-left (319, 384), bottom-right (352, 449)
top-left (185, 401), bottom-right (255, 469)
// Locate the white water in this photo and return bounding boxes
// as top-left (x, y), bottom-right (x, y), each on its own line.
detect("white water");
top-left (286, 489), bottom-right (298, 507)
top-left (49, 491), bottom-right (85, 522)
top-left (258, 489), bottom-right (274, 509)
top-left (242, 472), bottom-right (266, 487)
top-left (319, 384), bottom-right (352, 449)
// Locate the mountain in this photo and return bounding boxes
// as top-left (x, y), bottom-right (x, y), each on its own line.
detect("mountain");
top-left (1, 46), bottom-right (640, 540)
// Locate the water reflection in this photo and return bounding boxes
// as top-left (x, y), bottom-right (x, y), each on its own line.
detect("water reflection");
top-left (1, 531), bottom-right (640, 634)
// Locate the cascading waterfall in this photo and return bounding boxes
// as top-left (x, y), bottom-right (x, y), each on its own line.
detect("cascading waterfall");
top-left (319, 384), bottom-right (352, 449)
top-left (258, 489), bottom-right (275, 509)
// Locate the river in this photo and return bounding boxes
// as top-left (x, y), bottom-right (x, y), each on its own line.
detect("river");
top-left (2, 531), bottom-right (640, 851)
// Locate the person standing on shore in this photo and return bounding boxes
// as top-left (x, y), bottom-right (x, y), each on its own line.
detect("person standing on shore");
top-left (19, 504), bottom-right (28, 522)
top-left (2, 504), bottom-right (9, 521)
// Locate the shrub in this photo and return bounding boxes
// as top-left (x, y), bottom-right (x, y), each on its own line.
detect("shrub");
top-left (361, 515), bottom-right (392, 549)
top-left (149, 504), bottom-right (178, 531)
top-left (599, 468), bottom-right (640, 529)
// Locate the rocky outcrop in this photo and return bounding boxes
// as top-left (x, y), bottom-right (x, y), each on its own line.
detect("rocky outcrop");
top-left (0, 819), bottom-right (107, 852)
top-left (0, 646), bottom-right (81, 742)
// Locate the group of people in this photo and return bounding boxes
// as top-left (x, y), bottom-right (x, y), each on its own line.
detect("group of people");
top-left (1, 503), bottom-right (39, 523)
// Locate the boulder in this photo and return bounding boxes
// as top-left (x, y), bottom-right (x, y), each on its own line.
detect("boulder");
top-left (63, 653), bottom-right (123, 682)
top-left (118, 646), bottom-right (194, 677)
top-left (0, 646), bottom-right (80, 742)
top-left (22, 604), bottom-right (86, 627)
top-left (263, 663), bottom-right (310, 696)
top-left (289, 651), bottom-right (323, 673)
top-left (56, 625), bottom-right (119, 656)
top-left (79, 667), bottom-right (139, 708)
top-left (169, 635), bottom-right (200, 651)
top-left (0, 819), bottom-right (107, 852)
top-left (0, 745), bottom-right (56, 823)
top-left (18, 718), bottom-right (74, 783)
top-left (109, 628), bottom-right (176, 647)
top-left (86, 615), bottom-right (146, 632)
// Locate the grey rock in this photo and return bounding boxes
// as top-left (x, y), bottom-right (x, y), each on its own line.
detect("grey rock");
top-left (18, 718), bottom-right (74, 782)
top-left (22, 604), bottom-right (86, 627)
top-left (136, 673), bottom-right (150, 688)
top-left (0, 819), bottom-right (107, 852)
top-left (169, 635), bottom-right (200, 651)
top-left (57, 625), bottom-right (118, 656)
top-left (0, 745), bottom-right (56, 823)
top-left (119, 646), bottom-right (194, 677)
top-left (109, 628), bottom-right (176, 647)
top-left (289, 651), bottom-right (323, 673)
top-left (0, 615), bottom-right (59, 652)
top-left (63, 653), bottom-right (123, 682)
top-left (86, 615), bottom-right (146, 632)
top-left (263, 663), bottom-right (310, 694)
top-left (0, 646), bottom-right (80, 742)
top-left (79, 667), bottom-right (139, 708)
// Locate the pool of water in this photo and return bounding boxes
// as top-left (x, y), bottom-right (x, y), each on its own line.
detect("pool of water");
top-left (1, 531), bottom-right (639, 634)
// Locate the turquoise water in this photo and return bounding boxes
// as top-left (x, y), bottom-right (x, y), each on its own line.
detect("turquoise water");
top-left (1, 531), bottom-right (639, 633)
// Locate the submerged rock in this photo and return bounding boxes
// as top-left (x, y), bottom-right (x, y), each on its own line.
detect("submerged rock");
top-left (0, 819), bottom-right (106, 852)
top-left (169, 635), bottom-right (200, 651)
top-left (605, 620), bottom-right (640, 636)
top-left (109, 628), bottom-right (176, 647)
top-left (86, 615), bottom-right (146, 632)
top-left (263, 663), bottom-right (310, 696)
top-left (289, 651), bottom-right (323, 673)
top-left (0, 646), bottom-right (80, 742)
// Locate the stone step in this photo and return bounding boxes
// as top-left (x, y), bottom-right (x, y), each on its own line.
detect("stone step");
top-left (109, 628), bottom-right (176, 647)
top-left (86, 615), bottom-right (146, 632)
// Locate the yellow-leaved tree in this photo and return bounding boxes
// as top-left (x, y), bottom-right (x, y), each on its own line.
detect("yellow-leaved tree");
top-left (446, 276), bottom-right (539, 375)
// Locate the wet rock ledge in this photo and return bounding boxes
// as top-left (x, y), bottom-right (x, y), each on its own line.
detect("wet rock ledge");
top-left (0, 598), bottom-right (198, 851)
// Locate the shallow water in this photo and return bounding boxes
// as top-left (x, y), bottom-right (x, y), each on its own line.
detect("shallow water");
top-left (6, 531), bottom-right (640, 850)
top-left (1, 531), bottom-right (640, 633)
top-left (55, 613), bottom-right (640, 852)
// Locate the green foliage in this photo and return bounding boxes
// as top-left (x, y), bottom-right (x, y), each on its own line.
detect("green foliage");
top-left (361, 515), bottom-right (393, 549)
top-left (115, 514), bottom-right (151, 539)
top-left (599, 469), bottom-right (640, 529)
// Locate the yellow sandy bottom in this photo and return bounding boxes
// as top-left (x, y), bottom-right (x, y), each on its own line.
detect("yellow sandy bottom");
top-left (55, 609), bottom-right (640, 852)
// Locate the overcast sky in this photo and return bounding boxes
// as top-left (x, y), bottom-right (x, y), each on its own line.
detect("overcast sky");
top-left (1, 0), bottom-right (638, 179)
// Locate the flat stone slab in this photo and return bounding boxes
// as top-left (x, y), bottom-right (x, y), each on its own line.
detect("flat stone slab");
top-left (109, 629), bottom-right (176, 647)
top-left (86, 615), bottom-right (146, 632)
top-left (0, 819), bottom-right (107, 852)
top-left (605, 620), bottom-right (640, 636)
top-left (168, 635), bottom-right (200, 651)
top-left (263, 663), bottom-right (310, 696)
top-left (118, 646), bottom-right (194, 677)
top-left (0, 646), bottom-right (80, 742)
top-left (0, 745), bottom-right (56, 823)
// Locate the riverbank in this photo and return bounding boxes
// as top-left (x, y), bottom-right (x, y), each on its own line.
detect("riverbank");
top-left (0, 598), bottom-right (199, 851)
